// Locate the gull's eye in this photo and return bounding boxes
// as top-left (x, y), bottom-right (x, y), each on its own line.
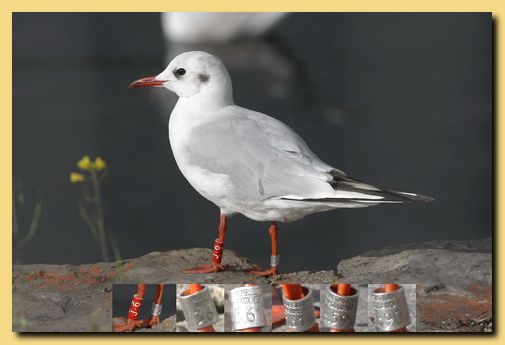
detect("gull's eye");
top-left (175, 68), bottom-right (186, 76)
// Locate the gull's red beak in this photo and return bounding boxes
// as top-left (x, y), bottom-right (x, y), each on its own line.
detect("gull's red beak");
top-left (129, 75), bottom-right (167, 88)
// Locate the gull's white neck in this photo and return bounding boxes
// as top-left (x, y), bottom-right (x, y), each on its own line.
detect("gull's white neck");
top-left (168, 79), bottom-right (234, 155)
top-left (168, 84), bottom-right (234, 180)
top-left (174, 92), bottom-right (234, 114)
top-left (170, 74), bottom-right (235, 120)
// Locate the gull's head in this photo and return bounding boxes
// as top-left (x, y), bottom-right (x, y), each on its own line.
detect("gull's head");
top-left (129, 51), bottom-right (233, 100)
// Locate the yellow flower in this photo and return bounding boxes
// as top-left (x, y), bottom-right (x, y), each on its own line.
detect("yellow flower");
top-left (70, 172), bottom-right (85, 183)
top-left (93, 157), bottom-right (106, 170)
top-left (77, 155), bottom-right (92, 170)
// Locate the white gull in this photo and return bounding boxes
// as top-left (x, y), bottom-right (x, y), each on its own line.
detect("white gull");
top-left (129, 51), bottom-right (432, 275)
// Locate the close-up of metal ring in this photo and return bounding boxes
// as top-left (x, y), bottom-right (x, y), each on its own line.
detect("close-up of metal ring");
top-left (371, 285), bottom-right (411, 332)
top-left (321, 285), bottom-right (359, 330)
top-left (229, 286), bottom-right (266, 331)
top-left (282, 286), bottom-right (315, 332)
top-left (270, 255), bottom-right (280, 268)
top-left (178, 286), bottom-right (219, 330)
top-left (151, 303), bottom-right (163, 317)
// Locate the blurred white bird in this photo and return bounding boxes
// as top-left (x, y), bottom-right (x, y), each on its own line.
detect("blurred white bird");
top-left (129, 51), bottom-right (432, 276)
top-left (161, 12), bottom-right (287, 44)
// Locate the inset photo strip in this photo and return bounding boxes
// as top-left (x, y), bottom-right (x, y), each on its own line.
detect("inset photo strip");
top-left (12, 11), bottom-right (492, 334)
top-left (112, 284), bottom-right (176, 332)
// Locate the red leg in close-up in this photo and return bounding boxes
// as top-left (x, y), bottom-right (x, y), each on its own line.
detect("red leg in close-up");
top-left (183, 214), bottom-right (227, 274)
top-left (113, 284), bottom-right (148, 332)
top-left (140, 284), bottom-right (165, 328)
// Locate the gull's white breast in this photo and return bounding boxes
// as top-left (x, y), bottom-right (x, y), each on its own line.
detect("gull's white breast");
top-left (168, 102), bottom-right (241, 214)
top-left (167, 102), bottom-right (369, 222)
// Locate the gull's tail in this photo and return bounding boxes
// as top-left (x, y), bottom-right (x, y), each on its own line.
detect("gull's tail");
top-left (326, 170), bottom-right (434, 204)
top-left (281, 170), bottom-right (434, 205)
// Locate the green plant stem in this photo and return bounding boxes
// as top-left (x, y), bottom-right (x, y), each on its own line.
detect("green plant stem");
top-left (90, 170), bottom-right (109, 262)
top-left (79, 203), bottom-right (99, 241)
top-left (18, 193), bottom-right (42, 248)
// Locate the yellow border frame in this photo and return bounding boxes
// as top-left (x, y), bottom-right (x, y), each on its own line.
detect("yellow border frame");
top-left (1, 0), bottom-right (501, 344)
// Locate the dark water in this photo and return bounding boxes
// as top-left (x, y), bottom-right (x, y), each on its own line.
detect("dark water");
top-left (13, 13), bottom-right (492, 272)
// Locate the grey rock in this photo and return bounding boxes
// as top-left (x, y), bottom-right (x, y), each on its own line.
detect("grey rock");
top-left (12, 238), bottom-right (492, 332)
top-left (12, 248), bottom-right (264, 332)
top-left (337, 248), bottom-right (491, 286)
top-left (272, 270), bottom-right (338, 284)
top-left (115, 248), bottom-right (268, 284)
top-left (340, 238), bottom-right (492, 333)
top-left (361, 237), bottom-right (491, 256)
top-left (13, 267), bottom-right (112, 332)
top-left (272, 238), bottom-right (492, 332)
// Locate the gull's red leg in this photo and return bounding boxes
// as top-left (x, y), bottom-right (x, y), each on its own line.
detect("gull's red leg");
top-left (140, 284), bottom-right (165, 328)
top-left (113, 284), bottom-right (148, 332)
top-left (183, 214), bottom-right (227, 274)
top-left (250, 222), bottom-right (279, 277)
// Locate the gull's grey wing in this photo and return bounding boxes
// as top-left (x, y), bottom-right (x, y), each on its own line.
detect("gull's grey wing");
top-left (183, 106), bottom-right (339, 201)
top-left (183, 105), bottom-right (433, 205)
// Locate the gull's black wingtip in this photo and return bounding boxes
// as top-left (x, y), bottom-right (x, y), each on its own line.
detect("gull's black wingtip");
top-left (406, 193), bottom-right (434, 204)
